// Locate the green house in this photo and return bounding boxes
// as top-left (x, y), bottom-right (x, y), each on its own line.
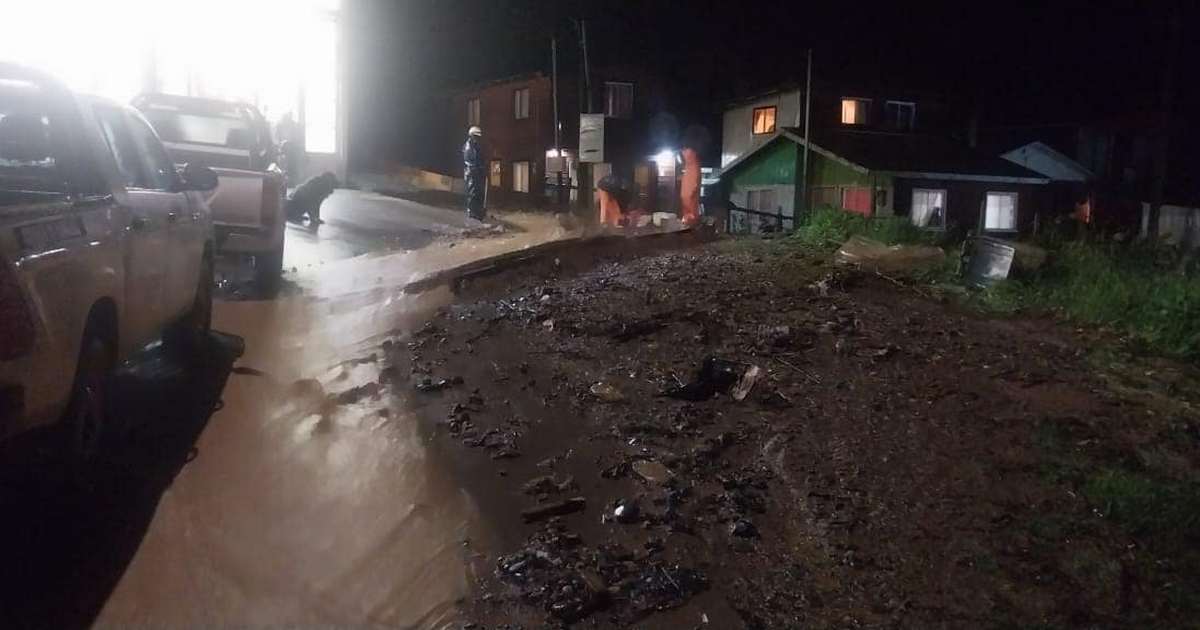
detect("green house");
top-left (719, 127), bottom-right (1049, 234)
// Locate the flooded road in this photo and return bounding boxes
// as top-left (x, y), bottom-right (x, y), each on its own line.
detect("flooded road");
top-left (0, 191), bottom-right (581, 629)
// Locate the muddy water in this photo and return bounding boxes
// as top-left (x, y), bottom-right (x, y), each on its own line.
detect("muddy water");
top-left (94, 221), bottom-right (585, 628)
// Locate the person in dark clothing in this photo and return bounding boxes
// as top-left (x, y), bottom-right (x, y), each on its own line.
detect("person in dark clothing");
top-left (463, 126), bottom-right (486, 220)
top-left (286, 171), bottom-right (338, 227)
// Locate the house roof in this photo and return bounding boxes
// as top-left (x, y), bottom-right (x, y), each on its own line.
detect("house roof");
top-left (720, 127), bottom-right (1049, 184)
top-left (1000, 141), bottom-right (1094, 182)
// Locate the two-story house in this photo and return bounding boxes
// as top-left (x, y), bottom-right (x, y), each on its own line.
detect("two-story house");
top-left (447, 67), bottom-right (668, 208)
top-left (719, 81), bottom-right (1050, 234)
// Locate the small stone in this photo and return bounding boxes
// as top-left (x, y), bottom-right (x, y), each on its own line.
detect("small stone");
top-left (631, 460), bottom-right (672, 484)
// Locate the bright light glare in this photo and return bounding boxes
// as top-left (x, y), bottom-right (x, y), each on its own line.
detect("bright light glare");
top-left (653, 150), bottom-right (677, 170)
top-left (0, 0), bottom-right (340, 151)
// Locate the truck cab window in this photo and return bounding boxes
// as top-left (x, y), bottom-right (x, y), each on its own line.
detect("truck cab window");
top-left (0, 79), bottom-right (65, 199)
top-left (94, 105), bottom-right (146, 189)
top-left (127, 115), bottom-right (179, 191)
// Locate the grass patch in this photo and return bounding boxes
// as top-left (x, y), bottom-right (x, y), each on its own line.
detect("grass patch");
top-left (792, 205), bottom-right (940, 249)
top-left (1082, 468), bottom-right (1200, 538)
top-left (979, 241), bottom-right (1200, 360)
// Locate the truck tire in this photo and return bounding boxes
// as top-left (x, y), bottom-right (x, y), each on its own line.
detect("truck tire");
top-left (59, 323), bottom-right (115, 478)
top-left (254, 246), bottom-right (284, 293)
top-left (166, 254), bottom-right (214, 360)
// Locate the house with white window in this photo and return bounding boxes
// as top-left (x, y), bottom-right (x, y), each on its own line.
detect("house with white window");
top-left (720, 80), bottom-right (957, 170)
top-left (719, 80), bottom-right (1050, 233)
top-left (446, 65), bottom-right (669, 208)
top-left (719, 127), bottom-right (1049, 233)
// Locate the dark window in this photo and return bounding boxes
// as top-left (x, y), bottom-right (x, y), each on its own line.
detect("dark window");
top-left (514, 88), bottom-right (530, 120)
top-left (0, 78), bottom-right (66, 198)
top-left (752, 106), bottom-right (776, 135)
top-left (127, 114), bottom-right (179, 191)
top-left (885, 101), bottom-right (916, 131)
top-left (94, 105), bottom-right (146, 189)
top-left (604, 82), bottom-right (633, 119)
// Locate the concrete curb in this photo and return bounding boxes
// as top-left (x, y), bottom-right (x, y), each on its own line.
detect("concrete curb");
top-left (402, 227), bottom-right (707, 294)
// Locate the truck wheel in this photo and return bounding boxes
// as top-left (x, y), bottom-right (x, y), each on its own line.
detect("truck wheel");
top-left (167, 255), bottom-right (214, 359)
top-left (60, 327), bottom-right (115, 478)
top-left (254, 246), bottom-right (284, 293)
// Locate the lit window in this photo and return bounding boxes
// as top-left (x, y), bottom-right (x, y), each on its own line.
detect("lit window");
top-left (512, 160), bottom-right (530, 193)
top-left (604, 82), bottom-right (633, 119)
top-left (752, 106), bottom-right (776, 135)
top-left (840, 98), bottom-right (870, 125)
top-left (514, 88), bottom-right (530, 120)
top-left (985, 192), bottom-right (1018, 231)
top-left (468, 98), bottom-right (480, 127)
top-left (911, 188), bottom-right (946, 229)
top-left (489, 160), bottom-right (501, 187)
top-left (885, 101), bottom-right (915, 130)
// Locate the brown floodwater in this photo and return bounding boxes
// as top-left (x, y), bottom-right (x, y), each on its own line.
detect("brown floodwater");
top-left (93, 213), bottom-right (586, 628)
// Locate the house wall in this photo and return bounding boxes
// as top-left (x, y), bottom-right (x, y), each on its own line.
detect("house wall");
top-left (892, 178), bottom-right (1048, 233)
top-left (721, 90), bottom-right (802, 168)
top-left (726, 140), bottom-right (797, 231)
top-left (805, 151), bottom-right (894, 217)
top-left (724, 140), bottom-right (896, 228)
top-left (451, 75), bottom-right (555, 202)
top-left (721, 84), bottom-right (960, 170)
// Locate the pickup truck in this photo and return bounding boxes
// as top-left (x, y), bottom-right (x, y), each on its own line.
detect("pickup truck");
top-left (0, 63), bottom-right (218, 464)
top-left (133, 94), bottom-right (286, 288)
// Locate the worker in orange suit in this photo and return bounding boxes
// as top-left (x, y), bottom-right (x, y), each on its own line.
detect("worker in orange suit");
top-left (679, 147), bottom-right (700, 225)
top-left (597, 173), bottom-right (629, 227)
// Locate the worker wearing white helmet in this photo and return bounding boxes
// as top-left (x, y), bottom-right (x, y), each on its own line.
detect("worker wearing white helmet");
top-left (463, 126), bottom-right (486, 220)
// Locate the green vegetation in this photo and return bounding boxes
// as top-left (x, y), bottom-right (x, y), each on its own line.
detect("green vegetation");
top-left (1083, 468), bottom-right (1200, 538)
top-left (791, 205), bottom-right (938, 248)
top-left (980, 242), bottom-right (1200, 360)
top-left (783, 206), bottom-right (1200, 360)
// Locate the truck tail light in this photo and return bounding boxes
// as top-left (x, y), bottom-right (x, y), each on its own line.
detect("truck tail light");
top-left (0, 258), bottom-right (36, 360)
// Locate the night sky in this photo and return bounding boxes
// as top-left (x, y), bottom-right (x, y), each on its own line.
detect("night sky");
top-left (346, 0), bottom-right (1195, 171)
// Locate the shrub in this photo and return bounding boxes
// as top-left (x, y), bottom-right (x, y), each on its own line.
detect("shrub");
top-left (981, 241), bottom-right (1200, 360)
top-left (792, 205), bottom-right (938, 249)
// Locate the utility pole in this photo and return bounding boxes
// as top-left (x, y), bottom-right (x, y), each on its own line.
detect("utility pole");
top-left (552, 37), bottom-right (565, 206)
top-left (581, 19), bottom-right (593, 114)
top-left (798, 48), bottom-right (813, 223)
top-left (552, 37), bottom-right (561, 151)
top-left (1147, 3), bottom-right (1181, 242)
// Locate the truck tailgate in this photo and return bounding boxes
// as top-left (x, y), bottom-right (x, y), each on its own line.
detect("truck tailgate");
top-left (207, 168), bottom-right (265, 229)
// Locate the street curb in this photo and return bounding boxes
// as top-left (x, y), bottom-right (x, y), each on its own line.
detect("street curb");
top-left (402, 227), bottom-right (707, 294)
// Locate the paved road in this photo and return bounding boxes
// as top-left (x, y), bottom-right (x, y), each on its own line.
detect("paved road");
top-left (0, 190), bottom-right (578, 629)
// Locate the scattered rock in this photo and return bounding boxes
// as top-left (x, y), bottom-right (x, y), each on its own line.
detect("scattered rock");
top-left (590, 382), bottom-right (625, 402)
top-left (631, 460), bottom-right (672, 484)
top-left (521, 497), bottom-right (587, 523)
top-left (730, 518), bottom-right (759, 538)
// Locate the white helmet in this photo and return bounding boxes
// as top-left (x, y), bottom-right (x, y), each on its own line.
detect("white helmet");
top-left (468, 126), bottom-right (482, 137)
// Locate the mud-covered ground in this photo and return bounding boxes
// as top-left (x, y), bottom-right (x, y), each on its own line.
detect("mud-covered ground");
top-left (391, 238), bottom-right (1200, 629)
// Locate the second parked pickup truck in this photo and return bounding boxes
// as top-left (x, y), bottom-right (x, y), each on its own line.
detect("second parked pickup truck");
top-left (133, 94), bottom-right (286, 288)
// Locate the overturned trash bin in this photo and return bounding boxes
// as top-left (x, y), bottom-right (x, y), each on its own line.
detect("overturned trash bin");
top-left (834, 236), bottom-right (945, 274)
top-left (963, 235), bottom-right (1016, 287)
